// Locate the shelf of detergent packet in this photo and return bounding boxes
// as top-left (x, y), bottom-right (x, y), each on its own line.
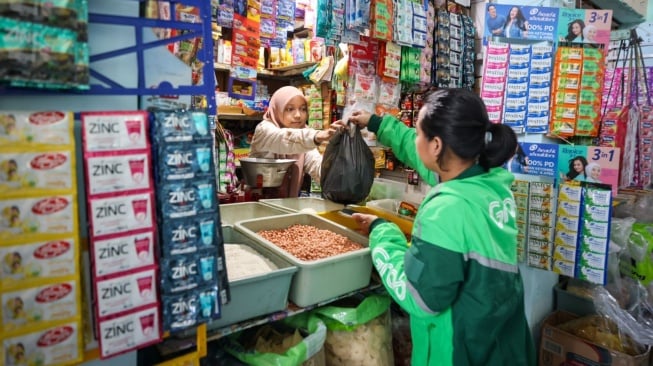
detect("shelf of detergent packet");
top-left (154, 280), bottom-right (384, 357)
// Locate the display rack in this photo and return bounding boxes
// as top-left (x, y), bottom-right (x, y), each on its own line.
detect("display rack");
top-left (0, 0), bottom-right (217, 115)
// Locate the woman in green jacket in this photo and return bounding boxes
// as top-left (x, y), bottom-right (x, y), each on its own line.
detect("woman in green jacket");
top-left (348, 88), bottom-right (536, 366)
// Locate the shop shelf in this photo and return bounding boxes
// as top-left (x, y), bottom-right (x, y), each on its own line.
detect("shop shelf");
top-left (235, 213), bottom-right (372, 307)
top-left (219, 202), bottom-right (292, 226)
top-left (259, 197), bottom-right (344, 213)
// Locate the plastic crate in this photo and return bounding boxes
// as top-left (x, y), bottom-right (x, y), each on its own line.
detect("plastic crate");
top-left (259, 197), bottom-right (344, 213)
top-left (219, 202), bottom-right (292, 226)
top-left (206, 226), bottom-right (297, 329)
top-left (235, 213), bottom-right (372, 307)
top-left (553, 279), bottom-right (596, 316)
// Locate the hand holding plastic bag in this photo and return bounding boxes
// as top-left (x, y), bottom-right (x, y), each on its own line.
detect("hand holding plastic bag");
top-left (320, 126), bottom-right (375, 204)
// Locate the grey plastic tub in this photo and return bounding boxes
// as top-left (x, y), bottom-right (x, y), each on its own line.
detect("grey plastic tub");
top-left (219, 202), bottom-right (292, 226)
top-left (235, 213), bottom-right (372, 307)
top-left (259, 197), bottom-right (344, 213)
top-left (207, 226), bottom-right (297, 330)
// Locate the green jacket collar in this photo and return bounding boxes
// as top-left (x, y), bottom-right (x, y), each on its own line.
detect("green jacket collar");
top-left (452, 164), bottom-right (485, 181)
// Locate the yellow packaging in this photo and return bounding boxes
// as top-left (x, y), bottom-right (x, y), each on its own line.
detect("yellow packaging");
top-left (556, 215), bottom-right (580, 233)
top-left (553, 259), bottom-right (575, 277)
top-left (554, 229), bottom-right (578, 247)
top-left (1, 278), bottom-right (79, 333)
top-left (2, 320), bottom-right (82, 366)
top-left (0, 111), bottom-right (74, 147)
top-left (0, 237), bottom-right (78, 289)
top-left (0, 148), bottom-right (76, 195)
top-left (558, 183), bottom-right (582, 202)
top-left (553, 244), bottom-right (577, 262)
top-left (0, 194), bottom-right (78, 243)
top-left (557, 199), bottom-right (581, 217)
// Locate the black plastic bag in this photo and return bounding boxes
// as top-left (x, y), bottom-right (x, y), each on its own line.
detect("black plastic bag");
top-left (320, 127), bottom-right (375, 204)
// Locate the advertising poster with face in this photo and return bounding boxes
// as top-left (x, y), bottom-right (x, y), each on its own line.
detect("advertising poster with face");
top-left (557, 8), bottom-right (612, 50)
top-left (507, 142), bottom-right (559, 178)
top-left (484, 4), bottom-right (559, 42)
top-left (557, 145), bottom-right (620, 194)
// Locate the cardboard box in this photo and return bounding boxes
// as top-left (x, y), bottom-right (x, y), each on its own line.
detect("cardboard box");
top-left (539, 311), bottom-right (650, 366)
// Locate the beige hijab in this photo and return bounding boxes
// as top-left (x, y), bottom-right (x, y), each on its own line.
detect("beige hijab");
top-left (264, 86), bottom-right (307, 198)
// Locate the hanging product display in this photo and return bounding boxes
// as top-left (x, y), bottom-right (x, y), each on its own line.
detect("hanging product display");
top-left (0, 111), bottom-right (83, 366)
top-left (81, 111), bottom-right (161, 359)
top-left (150, 110), bottom-right (227, 334)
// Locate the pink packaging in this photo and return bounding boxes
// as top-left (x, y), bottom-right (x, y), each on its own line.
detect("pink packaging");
top-left (85, 151), bottom-right (153, 196)
top-left (98, 305), bottom-right (160, 359)
top-left (94, 266), bottom-right (157, 318)
top-left (88, 192), bottom-right (155, 238)
top-left (92, 230), bottom-right (156, 278)
top-left (81, 111), bottom-right (150, 152)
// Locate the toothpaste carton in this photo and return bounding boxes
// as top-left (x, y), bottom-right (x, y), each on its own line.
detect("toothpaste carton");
top-left (579, 251), bottom-right (607, 270)
top-left (2, 321), bottom-right (82, 366)
top-left (553, 244), bottom-right (577, 262)
top-left (92, 231), bottom-right (155, 277)
top-left (98, 305), bottom-right (160, 359)
top-left (0, 111), bottom-right (74, 146)
top-left (85, 152), bottom-right (152, 196)
top-left (527, 238), bottom-right (552, 256)
top-left (2, 280), bottom-right (78, 332)
top-left (582, 204), bottom-right (611, 222)
top-left (553, 259), bottom-right (575, 277)
top-left (81, 111), bottom-right (149, 152)
top-left (0, 238), bottom-right (77, 287)
top-left (529, 182), bottom-right (554, 197)
top-left (528, 253), bottom-right (552, 270)
top-left (576, 266), bottom-right (606, 285)
top-left (0, 195), bottom-right (76, 241)
top-left (557, 200), bottom-right (581, 217)
top-left (95, 267), bottom-right (157, 318)
top-left (0, 151), bottom-right (75, 193)
top-left (89, 192), bottom-right (155, 238)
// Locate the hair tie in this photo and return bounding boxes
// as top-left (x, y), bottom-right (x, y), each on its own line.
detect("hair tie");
top-left (484, 131), bottom-right (493, 144)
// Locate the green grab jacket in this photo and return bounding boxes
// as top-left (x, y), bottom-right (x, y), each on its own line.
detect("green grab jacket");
top-left (366, 115), bottom-right (536, 366)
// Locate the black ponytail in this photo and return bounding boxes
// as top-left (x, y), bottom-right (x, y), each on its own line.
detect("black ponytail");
top-left (478, 123), bottom-right (518, 170)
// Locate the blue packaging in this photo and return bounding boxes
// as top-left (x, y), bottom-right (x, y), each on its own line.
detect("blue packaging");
top-left (162, 286), bottom-right (221, 332)
top-left (157, 180), bottom-right (217, 219)
top-left (152, 110), bottom-right (211, 143)
top-left (160, 251), bottom-right (217, 293)
top-left (156, 143), bottom-right (215, 182)
top-left (161, 215), bottom-right (218, 256)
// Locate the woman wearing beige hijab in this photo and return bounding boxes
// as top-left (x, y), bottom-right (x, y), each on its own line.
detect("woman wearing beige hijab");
top-left (249, 86), bottom-right (343, 197)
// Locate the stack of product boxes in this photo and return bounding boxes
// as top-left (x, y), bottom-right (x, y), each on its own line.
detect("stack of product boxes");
top-left (81, 111), bottom-right (161, 359)
top-left (481, 41), bottom-right (509, 125)
top-left (511, 180), bottom-right (530, 262)
top-left (526, 43), bottom-right (553, 134)
top-left (553, 182), bottom-right (612, 285)
top-left (527, 182), bottom-right (556, 271)
top-left (150, 110), bottom-right (227, 333)
top-left (0, 111), bottom-right (83, 366)
top-left (503, 44), bottom-right (530, 133)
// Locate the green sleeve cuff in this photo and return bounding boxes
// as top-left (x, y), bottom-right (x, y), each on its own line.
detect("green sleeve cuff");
top-left (367, 114), bottom-right (383, 134)
top-left (369, 218), bottom-right (388, 233)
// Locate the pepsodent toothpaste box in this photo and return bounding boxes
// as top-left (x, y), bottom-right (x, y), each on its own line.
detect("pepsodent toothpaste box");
top-left (3, 321), bottom-right (82, 366)
top-left (0, 238), bottom-right (77, 287)
top-left (81, 111), bottom-right (150, 152)
top-left (94, 266), bottom-right (157, 318)
top-left (85, 152), bottom-right (153, 195)
top-left (98, 305), bottom-right (160, 359)
top-left (1, 280), bottom-right (79, 332)
top-left (0, 195), bottom-right (76, 240)
top-left (92, 230), bottom-right (155, 278)
top-left (89, 192), bottom-right (154, 238)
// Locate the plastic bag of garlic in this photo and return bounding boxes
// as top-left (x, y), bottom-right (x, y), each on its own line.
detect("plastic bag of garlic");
top-left (314, 294), bottom-right (394, 366)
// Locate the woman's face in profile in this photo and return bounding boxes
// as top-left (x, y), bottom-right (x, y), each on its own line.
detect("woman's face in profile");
top-left (573, 159), bottom-right (584, 172)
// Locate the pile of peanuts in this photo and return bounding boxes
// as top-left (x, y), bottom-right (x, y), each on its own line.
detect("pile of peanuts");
top-left (257, 224), bottom-right (364, 261)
